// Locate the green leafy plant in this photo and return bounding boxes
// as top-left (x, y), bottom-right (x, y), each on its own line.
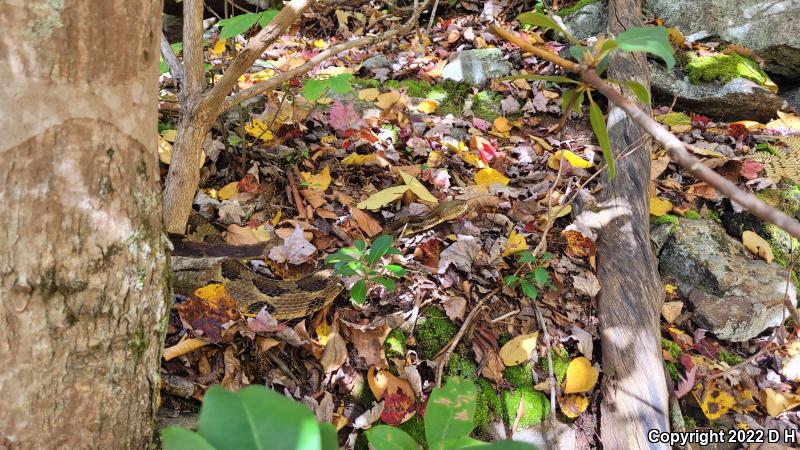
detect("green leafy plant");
top-left (367, 378), bottom-right (538, 450)
top-left (503, 250), bottom-right (554, 301)
top-left (302, 73), bottom-right (354, 101)
top-left (511, 12), bottom-right (675, 179)
top-left (160, 385), bottom-right (337, 450)
top-left (325, 235), bottom-right (405, 304)
top-left (216, 10), bottom-right (279, 40)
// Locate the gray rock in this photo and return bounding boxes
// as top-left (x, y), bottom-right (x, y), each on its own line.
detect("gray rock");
top-left (645, 0), bottom-right (800, 81)
top-left (658, 219), bottom-right (794, 342)
top-left (783, 85), bottom-right (800, 112)
top-left (650, 222), bottom-right (675, 256)
top-left (442, 48), bottom-right (512, 86)
top-left (650, 63), bottom-right (789, 122)
top-left (362, 54), bottom-right (390, 70)
top-left (562, 2), bottom-right (608, 40)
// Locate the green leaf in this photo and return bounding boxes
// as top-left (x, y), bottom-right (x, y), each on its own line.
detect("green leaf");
top-left (520, 280), bottom-right (539, 300)
top-left (516, 12), bottom-right (564, 33)
top-left (568, 45), bottom-right (585, 63)
top-left (425, 378), bottom-right (477, 449)
top-left (327, 73), bottom-right (353, 94)
top-left (367, 425), bottom-right (419, 450)
top-left (561, 88), bottom-right (576, 113)
top-left (588, 96), bottom-right (615, 180)
top-left (217, 13), bottom-right (260, 40)
top-left (613, 26), bottom-right (675, 69)
top-left (320, 423), bottom-right (338, 450)
top-left (354, 240), bottom-right (366, 252)
top-left (540, 252), bottom-right (554, 261)
top-left (351, 279), bottom-right (368, 304)
top-left (504, 275), bottom-right (520, 287)
top-left (303, 79), bottom-right (326, 102)
top-left (624, 80), bottom-right (651, 106)
top-left (160, 57), bottom-right (169, 74)
top-left (518, 251), bottom-right (537, 264)
top-left (440, 437), bottom-right (486, 449)
top-left (367, 235), bottom-right (394, 265)
top-left (161, 428), bottom-right (216, 450)
top-left (533, 267), bottom-right (549, 286)
top-left (257, 10), bottom-right (278, 28)
top-left (374, 277), bottom-right (397, 292)
top-left (197, 385), bottom-right (322, 450)
top-left (332, 261), bottom-right (357, 277)
top-left (384, 264), bottom-right (407, 277)
top-left (170, 42), bottom-right (183, 53)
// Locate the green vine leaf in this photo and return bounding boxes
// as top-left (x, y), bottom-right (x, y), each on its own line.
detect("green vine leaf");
top-left (612, 26), bottom-right (675, 69)
top-left (588, 95), bottom-right (615, 180)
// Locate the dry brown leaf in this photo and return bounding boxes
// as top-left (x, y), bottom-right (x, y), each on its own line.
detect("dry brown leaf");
top-left (442, 296), bottom-right (467, 321)
top-left (661, 301), bottom-right (684, 323)
top-left (320, 332), bottom-right (348, 374)
top-left (349, 206), bottom-right (383, 237)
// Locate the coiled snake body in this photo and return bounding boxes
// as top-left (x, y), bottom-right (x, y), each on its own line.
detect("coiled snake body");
top-left (178, 200), bottom-right (469, 320)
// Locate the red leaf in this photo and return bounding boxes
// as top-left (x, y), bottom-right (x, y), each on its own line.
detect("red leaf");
top-left (728, 123), bottom-right (749, 141)
top-left (480, 142), bottom-right (501, 164)
top-left (237, 174), bottom-right (260, 194)
top-left (380, 386), bottom-right (417, 425)
top-left (741, 160), bottom-right (764, 180)
top-left (692, 114), bottom-right (711, 129)
top-left (675, 365), bottom-right (698, 398)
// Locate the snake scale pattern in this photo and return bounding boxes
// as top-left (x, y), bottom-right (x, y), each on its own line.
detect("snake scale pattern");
top-left (184, 200), bottom-right (470, 320)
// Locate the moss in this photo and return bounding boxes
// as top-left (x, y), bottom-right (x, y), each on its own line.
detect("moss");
top-left (498, 332), bottom-right (512, 347)
top-left (446, 352), bottom-right (479, 380)
top-left (416, 307), bottom-right (458, 360)
top-left (684, 415), bottom-right (698, 430)
top-left (684, 53), bottom-right (769, 86)
top-left (556, 0), bottom-right (600, 17)
top-left (757, 188), bottom-right (800, 267)
top-left (472, 90), bottom-right (503, 122)
top-left (398, 414), bottom-right (426, 447)
top-left (718, 350), bottom-right (744, 366)
top-left (428, 80), bottom-right (472, 117)
top-left (651, 214), bottom-right (680, 233)
top-left (655, 112), bottom-right (692, 126)
top-left (539, 349), bottom-right (570, 384)
top-left (502, 363), bottom-right (550, 427)
top-left (661, 338), bottom-right (683, 360)
top-left (665, 361), bottom-right (680, 382)
top-left (684, 210), bottom-right (700, 220)
top-left (707, 208), bottom-right (722, 223)
top-left (475, 378), bottom-right (503, 434)
top-left (129, 326), bottom-right (149, 364)
top-left (385, 79), bottom-right (433, 98)
top-left (352, 77), bottom-right (381, 90)
top-left (385, 328), bottom-right (407, 360)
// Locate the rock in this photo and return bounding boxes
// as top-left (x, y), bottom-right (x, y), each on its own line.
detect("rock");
top-left (645, 0), bottom-right (800, 82)
top-left (361, 54), bottom-right (390, 70)
top-left (562, 2), bottom-right (607, 40)
top-left (488, 420), bottom-right (577, 450)
top-left (783, 85), bottom-right (800, 113)
top-left (658, 219), bottom-right (794, 342)
top-left (650, 63), bottom-right (789, 122)
top-left (442, 48), bottom-right (512, 86)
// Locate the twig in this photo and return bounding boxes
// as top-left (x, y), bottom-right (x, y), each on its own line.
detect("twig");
top-left (533, 302), bottom-right (558, 423)
top-left (265, 350), bottom-right (302, 386)
top-left (428, 0), bottom-right (440, 30)
top-left (433, 290), bottom-right (494, 387)
top-left (160, 30), bottom-right (185, 88)
top-left (163, 337), bottom-right (208, 361)
top-left (491, 309), bottom-right (520, 323)
top-left (286, 169), bottom-right (309, 221)
top-left (491, 23), bottom-right (800, 240)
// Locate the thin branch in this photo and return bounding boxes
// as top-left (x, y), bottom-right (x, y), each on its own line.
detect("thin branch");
top-left (160, 30), bottom-right (184, 88)
top-left (183, 0), bottom-right (207, 98)
top-left (491, 23), bottom-right (800, 240)
top-left (433, 290), bottom-right (493, 387)
top-left (221, 0), bottom-right (432, 112)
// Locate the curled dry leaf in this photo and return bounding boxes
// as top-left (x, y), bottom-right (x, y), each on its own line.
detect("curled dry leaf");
top-left (438, 235), bottom-right (481, 274)
top-left (320, 331), bottom-right (348, 374)
top-left (442, 296), bottom-right (467, 321)
top-left (572, 272), bottom-right (600, 298)
top-left (567, 326), bottom-right (594, 360)
top-left (349, 206), bottom-right (382, 237)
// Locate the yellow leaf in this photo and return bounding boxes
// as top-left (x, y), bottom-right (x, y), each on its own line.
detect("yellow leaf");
top-left (217, 182), bottom-right (239, 200)
top-left (498, 332), bottom-right (539, 366)
top-left (502, 229), bottom-right (528, 257)
top-left (664, 284), bottom-right (677, 295)
top-left (158, 135), bottom-right (173, 164)
top-left (342, 153), bottom-right (380, 166)
top-left (358, 88), bottom-right (380, 101)
top-left (300, 165), bottom-right (332, 192)
top-left (650, 197), bottom-right (673, 216)
top-left (270, 210), bottom-right (282, 226)
top-left (474, 168), bottom-right (510, 186)
top-left (244, 118), bottom-right (274, 142)
top-left (697, 384), bottom-right (736, 420)
top-left (356, 185), bottom-right (410, 210)
top-left (742, 230), bottom-right (774, 263)
top-left (313, 39), bottom-right (326, 48)
top-left (375, 90), bottom-right (401, 109)
top-left (776, 111), bottom-right (800, 131)
top-left (417, 99), bottom-right (438, 114)
top-left (764, 388), bottom-right (800, 416)
top-left (493, 116), bottom-right (512, 133)
top-left (560, 394), bottom-right (589, 418)
top-left (321, 134), bottom-right (337, 145)
top-left (194, 283), bottom-right (227, 303)
top-left (563, 357), bottom-right (599, 394)
top-left (316, 320), bottom-right (330, 346)
top-left (731, 120), bottom-right (765, 131)
top-left (544, 204), bottom-right (572, 220)
top-left (398, 170), bottom-right (438, 203)
top-left (210, 39), bottom-right (226, 57)
top-left (547, 150), bottom-right (594, 170)
top-left (427, 150), bottom-right (443, 167)
top-left (249, 69), bottom-right (275, 83)
top-left (161, 129), bottom-right (177, 142)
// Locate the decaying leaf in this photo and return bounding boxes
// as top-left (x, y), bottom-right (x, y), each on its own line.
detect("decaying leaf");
top-left (442, 296), bottom-right (467, 321)
top-left (268, 226), bottom-right (316, 265)
top-left (742, 230), bottom-right (774, 263)
top-left (559, 393), bottom-right (589, 418)
top-left (572, 272), bottom-right (600, 298)
top-left (438, 235), bottom-right (481, 274)
top-left (320, 331), bottom-right (348, 374)
top-left (177, 283), bottom-right (241, 343)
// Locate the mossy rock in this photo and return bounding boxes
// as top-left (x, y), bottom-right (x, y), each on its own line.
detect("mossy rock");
top-left (502, 363), bottom-right (551, 427)
top-left (416, 307), bottom-right (458, 360)
top-left (651, 214), bottom-right (680, 233)
top-left (719, 349), bottom-right (744, 366)
top-left (385, 79), bottom-right (433, 98)
top-left (684, 53), bottom-right (770, 87)
top-left (472, 90), bottom-right (503, 122)
top-left (428, 80), bottom-right (472, 117)
top-left (538, 349), bottom-right (570, 384)
top-left (557, 0), bottom-right (600, 17)
top-left (756, 188), bottom-right (800, 267)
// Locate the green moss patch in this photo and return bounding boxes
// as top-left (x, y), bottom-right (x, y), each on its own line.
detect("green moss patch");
top-left (502, 364), bottom-right (550, 427)
top-left (384, 328), bottom-right (407, 360)
top-left (538, 349), bottom-right (570, 384)
top-left (661, 338), bottom-right (683, 360)
top-left (684, 53), bottom-right (770, 86)
top-left (416, 307), bottom-right (458, 360)
top-left (385, 79), bottom-right (433, 98)
top-left (651, 214), bottom-right (680, 233)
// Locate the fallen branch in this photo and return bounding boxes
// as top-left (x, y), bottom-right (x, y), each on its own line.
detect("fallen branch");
top-left (491, 23), bottom-right (800, 240)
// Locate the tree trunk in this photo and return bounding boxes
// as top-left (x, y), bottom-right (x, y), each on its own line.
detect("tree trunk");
top-left (595, 0), bottom-right (671, 447)
top-left (0, 1), bottom-right (166, 448)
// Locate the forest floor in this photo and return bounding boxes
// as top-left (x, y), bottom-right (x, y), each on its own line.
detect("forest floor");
top-left (157, 1), bottom-right (800, 448)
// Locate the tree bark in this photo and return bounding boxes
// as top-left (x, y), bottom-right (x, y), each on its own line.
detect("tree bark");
top-left (595, 0), bottom-right (670, 447)
top-left (0, 1), bottom-right (167, 448)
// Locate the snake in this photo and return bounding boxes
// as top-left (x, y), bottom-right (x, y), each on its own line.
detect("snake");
top-left (176, 199), bottom-right (470, 320)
